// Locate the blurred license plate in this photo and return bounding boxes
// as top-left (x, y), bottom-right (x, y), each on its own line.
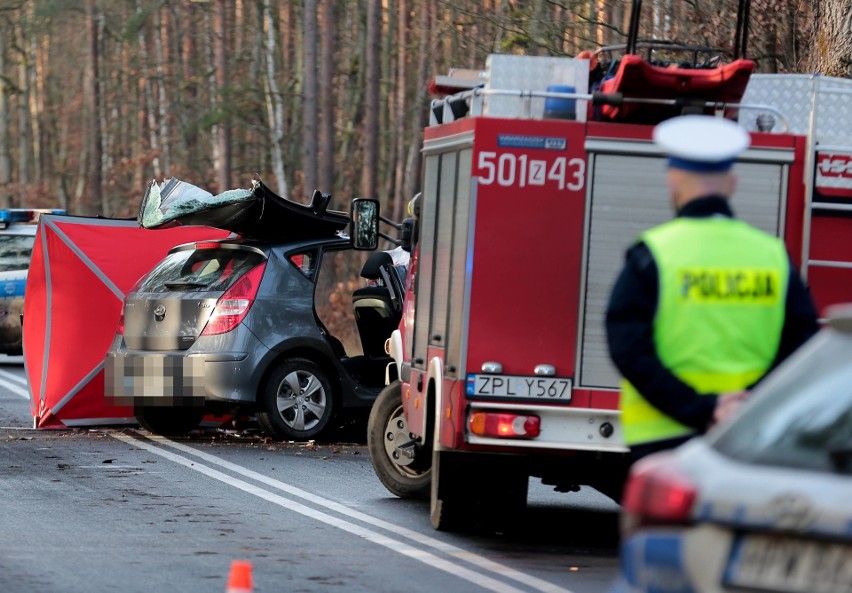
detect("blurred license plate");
top-left (466, 374), bottom-right (572, 400)
top-left (725, 533), bottom-right (852, 593)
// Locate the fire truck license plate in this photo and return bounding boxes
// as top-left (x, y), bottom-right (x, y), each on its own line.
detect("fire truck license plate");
top-left (466, 374), bottom-right (572, 400)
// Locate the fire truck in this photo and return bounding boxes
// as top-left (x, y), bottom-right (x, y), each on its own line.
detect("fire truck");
top-left (364, 16), bottom-right (852, 531)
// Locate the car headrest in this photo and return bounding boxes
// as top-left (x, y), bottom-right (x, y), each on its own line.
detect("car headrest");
top-left (360, 251), bottom-right (393, 280)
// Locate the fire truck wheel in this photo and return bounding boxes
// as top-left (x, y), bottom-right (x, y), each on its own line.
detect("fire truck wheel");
top-left (135, 406), bottom-right (204, 436)
top-left (257, 358), bottom-right (335, 441)
top-left (430, 450), bottom-right (474, 531)
top-left (367, 382), bottom-right (431, 499)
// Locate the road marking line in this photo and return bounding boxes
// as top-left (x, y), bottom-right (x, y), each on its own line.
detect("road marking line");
top-left (0, 373), bottom-right (30, 399)
top-left (0, 368), bottom-right (27, 386)
top-left (111, 432), bottom-right (530, 593)
top-left (148, 434), bottom-right (575, 593)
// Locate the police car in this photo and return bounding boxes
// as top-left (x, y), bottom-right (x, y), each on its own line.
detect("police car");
top-left (610, 304), bottom-right (852, 593)
top-left (0, 209), bottom-right (65, 356)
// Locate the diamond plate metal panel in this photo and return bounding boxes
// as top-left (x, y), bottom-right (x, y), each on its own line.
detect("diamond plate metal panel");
top-left (740, 74), bottom-right (852, 146)
top-left (484, 55), bottom-right (589, 119)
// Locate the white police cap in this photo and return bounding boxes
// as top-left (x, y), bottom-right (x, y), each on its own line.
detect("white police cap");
top-left (654, 115), bottom-right (750, 172)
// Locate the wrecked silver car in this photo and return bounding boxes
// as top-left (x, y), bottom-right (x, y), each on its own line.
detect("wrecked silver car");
top-left (104, 179), bottom-right (405, 440)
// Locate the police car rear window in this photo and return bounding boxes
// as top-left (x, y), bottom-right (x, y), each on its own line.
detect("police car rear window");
top-left (137, 247), bottom-right (265, 293)
top-left (0, 235), bottom-right (35, 272)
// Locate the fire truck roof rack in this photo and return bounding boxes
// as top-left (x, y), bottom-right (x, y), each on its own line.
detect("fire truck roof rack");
top-left (429, 86), bottom-right (789, 133)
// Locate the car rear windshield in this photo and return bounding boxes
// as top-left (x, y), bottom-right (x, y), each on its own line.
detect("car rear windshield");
top-left (137, 245), bottom-right (266, 293)
top-left (710, 330), bottom-right (852, 476)
top-left (0, 234), bottom-right (35, 272)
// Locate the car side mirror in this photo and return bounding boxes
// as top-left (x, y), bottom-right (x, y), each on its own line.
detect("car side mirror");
top-left (350, 198), bottom-right (380, 250)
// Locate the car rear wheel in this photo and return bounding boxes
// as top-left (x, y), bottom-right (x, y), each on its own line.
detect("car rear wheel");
top-left (135, 406), bottom-right (204, 436)
top-left (367, 382), bottom-right (431, 499)
top-left (257, 358), bottom-right (334, 441)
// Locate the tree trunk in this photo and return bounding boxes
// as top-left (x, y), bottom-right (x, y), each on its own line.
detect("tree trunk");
top-left (362, 0), bottom-right (381, 199)
top-left (282, 1), bottom-right (298, 189)
top-left (16, 30), bottom-right (30, 189)
top-left (137, 1), bottom-right (161, 179)
top-left (203, 9), bottom-right (221, 188)
top-left (85, 0), bottom-right (102, 215)
top-left (303, 0), bottom-right (319, 197)
top-left (337, 1), bottom-right (366, 188)
top-left (405, 0), bottom-right (432, 202)
top-left (809, 0), bottom-right (852, 77)
top-left (319, 0), bottom-right (336, 196)
top-left (392, 0), bottom-right (408, 221)
top-left (154, 6), bottom-right (171, 177)
top-left (28, 23), bottom-right (42, 185)
top-left (214, 0), bottom-right (232, 192)
top-left (178, 1), bottom-right (198, 159)
top-left (0, 25), bottom-right (10, 206)
top-left (381, 1), bottom-right (396, 206)
top-left (263, 0), bottom-right (288, 197)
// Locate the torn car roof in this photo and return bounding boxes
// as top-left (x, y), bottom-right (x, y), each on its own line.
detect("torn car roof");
top-left (139, 178), bottom-right (349, 241)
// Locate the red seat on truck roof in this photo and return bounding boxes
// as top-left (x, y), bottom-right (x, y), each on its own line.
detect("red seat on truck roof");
top-left (597, 54), bottom-right (755, 125)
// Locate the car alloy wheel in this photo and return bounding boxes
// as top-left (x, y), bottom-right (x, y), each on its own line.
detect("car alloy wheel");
top-left (257, 358), bottom-right (335, 441)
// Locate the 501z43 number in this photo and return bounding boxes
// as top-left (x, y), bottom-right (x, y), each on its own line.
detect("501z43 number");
top-left (477, 152), bottom-right (585, 191)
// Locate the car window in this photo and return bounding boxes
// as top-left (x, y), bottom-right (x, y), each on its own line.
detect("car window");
top-left (137, 246), bottom-right (266, 293)
top-left (710, 330), bottom-right (852, 475)
top-left (289, 250), bottom-right (318, 279)
top-left (0, 234), bottom-right (35, 272)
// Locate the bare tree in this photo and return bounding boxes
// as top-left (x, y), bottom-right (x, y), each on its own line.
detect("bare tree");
top-left (0, 24), bottom-right (10, 207)
top-left (405, 0), bottom-right (432, 202)
top-left (319, 0), bottom-right (336, 195)
top-left (262, 0), bottom-right (287, 197)
top-left (809, 0), bottom-right (852, 76)
top-left (85, 0), bottom-right (102, 215)
top-left (214, 0), bottom-right (232, 192)
top-left (138, 1), bottom-right (161, 179)
top-left (392, 0), bottom-right (408, 221)
top-left (362, 0), bottom-right (380, 199)
top-left (153, 6), bottom-right (170, 177)
top-left (15, 18), bottom-right (30, 190)
top-left (303, 0), bottom-right (319, 196)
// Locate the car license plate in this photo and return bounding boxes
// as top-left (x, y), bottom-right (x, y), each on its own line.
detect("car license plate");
top-left (724, 533), bottom-right (852, 593)
top-left (466, 374), bottom-right (572, 401)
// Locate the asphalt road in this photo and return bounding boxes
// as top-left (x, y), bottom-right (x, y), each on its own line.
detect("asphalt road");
top-left (0, 357), bottom-right (621, 593)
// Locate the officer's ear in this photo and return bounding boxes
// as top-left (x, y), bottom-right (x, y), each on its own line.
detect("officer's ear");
top-left (726, 172), bottom-right (738, 197)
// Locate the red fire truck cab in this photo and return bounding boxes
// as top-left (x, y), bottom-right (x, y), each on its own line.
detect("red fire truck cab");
top-left (365, 51), bottom-right (852, 531)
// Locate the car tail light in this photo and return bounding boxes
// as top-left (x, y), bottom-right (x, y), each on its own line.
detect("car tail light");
top-left (194, 241), bottom-right (223, 250)
top-left (621, 453), bottom-right (697, 535)
top-left (468, 411), bottom-right (541, 439)
top-left (201, 262), bottom-right (267, 336)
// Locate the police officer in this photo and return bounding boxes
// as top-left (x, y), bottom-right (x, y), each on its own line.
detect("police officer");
top-left (605, 115), bottom-right (819, 490)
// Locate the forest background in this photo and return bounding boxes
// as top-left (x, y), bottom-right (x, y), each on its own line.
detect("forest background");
top-left (0, 0), bottom-right (849, 347)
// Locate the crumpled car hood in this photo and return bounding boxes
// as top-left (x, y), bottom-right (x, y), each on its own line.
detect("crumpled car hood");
top-left (139, 178), bottom-right (349, 241)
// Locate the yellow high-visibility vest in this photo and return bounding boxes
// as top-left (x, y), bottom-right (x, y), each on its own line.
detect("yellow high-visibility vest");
top-left (621, 216), bottom-right (788, 446)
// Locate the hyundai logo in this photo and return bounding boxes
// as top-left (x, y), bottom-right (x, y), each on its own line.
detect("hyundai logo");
top-left (153, 304), bottom-right (166, 320)
top-left (767, 493), bottom-right (815, 531)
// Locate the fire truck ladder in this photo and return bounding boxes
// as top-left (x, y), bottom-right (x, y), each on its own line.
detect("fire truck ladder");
top-left (800, 80), bottom-right (852, 321)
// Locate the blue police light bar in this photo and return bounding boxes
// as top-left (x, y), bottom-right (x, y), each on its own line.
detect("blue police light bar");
top-left (0, 208), bottom-right (67, 227)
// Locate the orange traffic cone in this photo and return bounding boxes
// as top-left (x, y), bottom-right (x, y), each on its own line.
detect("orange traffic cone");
top-left (226, 560), bottom-right (253, 593)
